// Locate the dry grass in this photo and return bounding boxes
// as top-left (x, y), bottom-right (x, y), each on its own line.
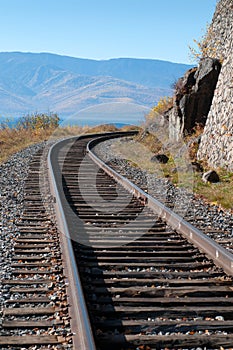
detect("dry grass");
top-left (135, 131), bottom-right (163, 154)
top-left (0, 127), bottom-right (54, 164)
top-left (193, 170), bottom-right (233, 210)
top-left (111, 130), bottom-right (233, 210)
top-left (84, 124), bottom-right (119, 134)
top-left (0, 122), bottom-right (133, 165)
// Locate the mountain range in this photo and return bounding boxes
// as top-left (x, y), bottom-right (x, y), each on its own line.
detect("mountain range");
top-left (0, 52), bottom-right (192, 124)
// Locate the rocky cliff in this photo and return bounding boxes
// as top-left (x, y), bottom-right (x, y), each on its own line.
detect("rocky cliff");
top-left (197, 0), bottom-right (233, 170)
top-left (166, 0), bottom-right (233, 170)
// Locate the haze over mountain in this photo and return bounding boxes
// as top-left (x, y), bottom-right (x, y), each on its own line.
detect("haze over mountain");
top-left (0, 52), bottom-right (192, 124)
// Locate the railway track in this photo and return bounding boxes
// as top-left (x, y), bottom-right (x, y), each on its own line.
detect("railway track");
top-left (51, 133), bottom-right (233, 350)
top-left (1, 132), bottom-right (233, 349)
top-left (0, 148), bottom-right (72, 349)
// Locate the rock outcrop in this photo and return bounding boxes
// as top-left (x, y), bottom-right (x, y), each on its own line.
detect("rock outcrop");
top-left (147, 0), bottom-right (233, 170)
top-left (167, 0), bottom-right (233, 170)
top-left (169, 58), bottom-right (221, 141)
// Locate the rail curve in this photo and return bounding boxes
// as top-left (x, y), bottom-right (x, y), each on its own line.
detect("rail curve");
top-left (1, 132), bottom-right (233, 350)
top-left (50, 133), bottom-right (233, 349)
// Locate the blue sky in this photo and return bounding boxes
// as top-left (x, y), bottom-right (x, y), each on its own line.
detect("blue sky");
top-left (0, 0), bottom-right (217, 64)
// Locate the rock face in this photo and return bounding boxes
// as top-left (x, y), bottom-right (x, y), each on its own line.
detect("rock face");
top-left (197, 0), bottom-right (233, 170)
top-left (169, 58), bottom-right (221, 141)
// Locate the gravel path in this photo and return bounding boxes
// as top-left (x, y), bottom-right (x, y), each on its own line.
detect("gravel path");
top-left (94, 138), bottom-right (233, 253)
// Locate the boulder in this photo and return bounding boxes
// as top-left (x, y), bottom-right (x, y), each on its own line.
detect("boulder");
top-left (151, 154), bottom-right (169, 164)
top-left (202, 170), bottom-right (220, 183)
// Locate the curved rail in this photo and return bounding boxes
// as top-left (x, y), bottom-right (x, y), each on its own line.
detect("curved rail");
top-left (47, 132), bottom-right (233, 349)
top-left (47, 131), bottom-right (233, 349)
top-left (47, 131), bottom-right (137, 349)
top-left (48, 137), bottom-right (96, 350)
top-left (87, 135), bottom-right (233, 276)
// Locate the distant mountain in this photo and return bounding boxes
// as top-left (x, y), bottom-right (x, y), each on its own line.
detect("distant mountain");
top-left (0, 52), bottom-right (192, 123)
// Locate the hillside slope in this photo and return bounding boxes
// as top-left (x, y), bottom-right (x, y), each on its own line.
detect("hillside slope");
top-left (0, 52), bottom-right (192, 119)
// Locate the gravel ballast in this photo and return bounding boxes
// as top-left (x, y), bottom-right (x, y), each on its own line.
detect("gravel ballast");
top-left (0, 142), bottom-right (73, 349)
top-left (0, 143), bottom-right (45, 325)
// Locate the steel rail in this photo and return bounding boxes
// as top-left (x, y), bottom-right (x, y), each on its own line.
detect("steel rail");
top-left (47, 131), bottom-right (136, 350)
top-left (87, 136), bottom-right (233, 276)
top-left (48, 137), bottom-right (96, 350)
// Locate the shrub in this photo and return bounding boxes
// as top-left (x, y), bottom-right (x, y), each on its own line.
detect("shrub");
top-left (189, 23), bottom-right (223, 63)
top-left (17, 113), bottom-right (60, 132)
top-left (145, 96), bottom-right (173, 123)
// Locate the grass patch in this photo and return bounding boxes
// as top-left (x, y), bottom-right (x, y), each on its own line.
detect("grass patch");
top-left (193, 170), bottom-right (233, 209)
top-left (0, 125), bottom-right (56, 164)
top-left (110, 131), bottom-right (233, 210)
